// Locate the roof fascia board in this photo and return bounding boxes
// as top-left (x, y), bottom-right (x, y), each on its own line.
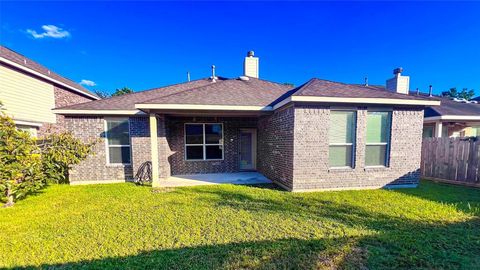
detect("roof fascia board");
top-left (277, 96), bottom-right (440, 107)
top-left (424, 115), bottom-right (480, 122)
top-left (53, 109), bottom-right (144, 115)
top-left (0, 56), bottom-right (100, 100)
top-left (135, 104), bottom-right (273, 111)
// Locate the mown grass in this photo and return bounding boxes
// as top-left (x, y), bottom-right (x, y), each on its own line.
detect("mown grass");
top-left (0, 180), bottom-right (479, 269)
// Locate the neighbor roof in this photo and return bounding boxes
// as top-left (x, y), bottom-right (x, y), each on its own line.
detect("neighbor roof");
top-left (424, 96), bottom-right (480, 118)
top-left (0, 45), bottom-right (99, 100)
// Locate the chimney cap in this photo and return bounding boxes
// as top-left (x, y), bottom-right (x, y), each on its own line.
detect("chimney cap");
top-left (247, 51), bottom-right (255, 57)
top-left (393, 67), bottom-right (403, 75)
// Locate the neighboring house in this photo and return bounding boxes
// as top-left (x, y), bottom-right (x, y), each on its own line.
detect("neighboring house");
top-left (0, 46), bottom-right (99, 137)
top-left (54, 52), bottom-right (439, 191)
top-left (422, 97), bottom-right (480, 138)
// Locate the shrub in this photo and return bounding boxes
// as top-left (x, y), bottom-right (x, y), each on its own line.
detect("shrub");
top-left (38, 132), bottom-right (96, 184)
top-left (0, 114), bottom-right (44, 207)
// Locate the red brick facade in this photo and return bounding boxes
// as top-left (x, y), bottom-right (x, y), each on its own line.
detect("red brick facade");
top-left (167, 116), bottom-right (257, 175)
top-left (257, 106), bottom-right (295, 189)
top-left (66, 105), bottom-right (423, 190)
top-left (38, 86), bottom-right (94, 136)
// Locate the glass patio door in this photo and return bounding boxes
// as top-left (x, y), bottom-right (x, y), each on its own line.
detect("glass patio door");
top-left (239, 129), bottom-right (256, 170)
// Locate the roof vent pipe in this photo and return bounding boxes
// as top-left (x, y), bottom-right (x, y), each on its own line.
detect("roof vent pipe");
top-left (211, 65), bottom-right (216, 82)
top-left (187, 71), bottom-right (191, 82)
top-left (429, 85), bottom-right (433, 97)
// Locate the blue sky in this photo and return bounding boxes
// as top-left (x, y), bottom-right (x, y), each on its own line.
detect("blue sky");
top-left (1, 1), bottom-right (480, 96)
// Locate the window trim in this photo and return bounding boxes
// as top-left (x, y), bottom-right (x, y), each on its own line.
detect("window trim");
top-left (184, 123), bottom-right (224, 161)
top-left (365, 110), bottom-right (392, 168)
top-left (104, 118), bottom-right (132, 166)
top-left (328, 110), bottom-right (357, 169)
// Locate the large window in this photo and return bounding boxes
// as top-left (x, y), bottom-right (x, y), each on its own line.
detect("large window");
top-left (365, 111), bottom-right (391, 167)
top-left (329, 111), bottom-right (356, 168)
top-left (105, 118), bottom-right (131, 165)
top-left (185, 123), bottom-right (223, 160)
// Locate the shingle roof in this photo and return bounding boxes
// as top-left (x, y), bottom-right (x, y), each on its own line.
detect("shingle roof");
top-left (0, 45), bottom-right (99, 99)
top-left (139, 77), bottom-right (293, 107)
top-left (55, 77), bottom-right (439, 113)
top-left (56, 77), bottom-right (229, 110)
top-left (424, 96), bottom-right (480, 117)
top-left (290, 78), bottom-right (434, 101)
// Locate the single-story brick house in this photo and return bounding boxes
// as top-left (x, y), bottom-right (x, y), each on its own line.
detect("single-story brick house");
top-left (54, 53), bottom-right (439, 191)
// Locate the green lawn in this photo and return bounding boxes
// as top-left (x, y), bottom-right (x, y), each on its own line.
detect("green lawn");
top-left (1, 180), bottom-right (479, 269)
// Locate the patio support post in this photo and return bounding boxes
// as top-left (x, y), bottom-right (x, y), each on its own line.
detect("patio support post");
top-left (435, 121), bottom-right (443, 138)
top-left (149, 113), bottom-right (160, 187)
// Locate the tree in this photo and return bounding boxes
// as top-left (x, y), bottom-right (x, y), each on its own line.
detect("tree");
top-left (111, 87), bottom-right (134, 97)
top-left (441, 87), bottom-right (475, 100)
top-left (93, 90), bottom-right (110, 99)
top-left (38, 133), bottom-right (96, 184)
top-left (0, 113), bottom-right (44, 207)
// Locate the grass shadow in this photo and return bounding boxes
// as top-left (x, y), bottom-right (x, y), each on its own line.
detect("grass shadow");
top-left (394, 179), bottom-right (480, 215)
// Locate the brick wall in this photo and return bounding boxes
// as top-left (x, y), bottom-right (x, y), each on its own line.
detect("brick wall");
top-left (130, 117), bottom-right (151, 177)
top-left (257, 106), bottom-right (295, 189)
top-left (167, 116), bottom-right (257, 175)
top-left (39, 86), bottom-right (93, 136)
top-left (65, 116), bottom-right (133, 183)
top-left (291, 104), bottom-right (424, 191)
top-left (63, 106), bottom-right (423, 189)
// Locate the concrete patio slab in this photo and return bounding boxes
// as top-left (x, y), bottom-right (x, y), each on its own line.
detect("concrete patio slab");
top-left (161, 172), bottom-right (272, 187)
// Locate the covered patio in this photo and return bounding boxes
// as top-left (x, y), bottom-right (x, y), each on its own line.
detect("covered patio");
top-left (159, 172), bottom-right (272, 187)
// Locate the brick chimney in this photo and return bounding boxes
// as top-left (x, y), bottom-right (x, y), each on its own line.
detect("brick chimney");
top-left (243, 51), bottom-right (259, 78)
top-left (386, 67), bottom-right (410, 95)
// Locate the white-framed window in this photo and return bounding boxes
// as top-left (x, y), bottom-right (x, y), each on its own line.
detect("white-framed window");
top-left (422, 125), bottom-right (434, 138)
top-left (365, 111), bottom-right (392, 167)
top-left (105, 118), bottom-right (131, 165)
top-left (185, 123), bottom-right (223, 161)
top-left (329, 110), bottom-right (356, 168)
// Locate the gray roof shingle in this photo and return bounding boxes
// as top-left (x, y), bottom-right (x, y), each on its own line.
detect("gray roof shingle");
top-left (55, 77), bottom-right (439, 112)
top-left (139, 77), bottom-right (293, 107)
top-left (291, 78), bottom-right (434, 101)
top-left (424, 96), bottom-right (480, 117)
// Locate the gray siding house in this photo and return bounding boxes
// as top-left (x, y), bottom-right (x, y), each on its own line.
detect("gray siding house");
top-left (55, 53), bottom-right (439, 191)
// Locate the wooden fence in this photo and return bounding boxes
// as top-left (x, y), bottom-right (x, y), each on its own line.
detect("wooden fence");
top-left (421, 137), bottom-right (480, 187)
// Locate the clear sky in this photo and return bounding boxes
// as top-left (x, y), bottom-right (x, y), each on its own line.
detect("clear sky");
top-left (1, 1), bottom-right (479, 96)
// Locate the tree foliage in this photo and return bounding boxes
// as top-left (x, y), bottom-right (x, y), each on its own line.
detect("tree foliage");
top-left (0, 112), bottom-right (96, 206)
top-left (441, 87), bottom-right (475, 100)
top-left (38, 133), bottom-right (97, 184)
top-left (0, 114), bottom-right (44, 207)
top-left (111, 87), bottom-right (134, 97)
top-left (93, 90), bottom-right (110, 99)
